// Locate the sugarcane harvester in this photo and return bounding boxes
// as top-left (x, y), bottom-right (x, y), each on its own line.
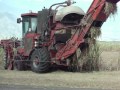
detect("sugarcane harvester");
top-left (1, 0), bottom-right (119, 72)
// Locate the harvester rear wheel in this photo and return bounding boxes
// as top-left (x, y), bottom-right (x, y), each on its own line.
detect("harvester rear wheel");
top-left (2, 49), bottom-right (8, 69)
top-left (31, 47), bottom-right (50, 73)
top-left (2, 49), bottom-right (12, 70)
top-left (0, 48), bottom-right (8, 70)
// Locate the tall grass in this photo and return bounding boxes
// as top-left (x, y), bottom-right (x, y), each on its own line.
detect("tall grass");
top-left (80, 43), bottom-right (100, 71)
top-left (98, 41), bottom-right (120, 71)
top-left (105, 2), bottom-right (117, 16)
top-left (78, 27), bottom-right (101, 71)
top-left (0, 48), bottom-right (4, 69)
top-left (83, 1), bottom-right (118, 71)
top-left (118, 52), bottom-right (120, 70)
top-left (98, 41), bottom-right (120, 51)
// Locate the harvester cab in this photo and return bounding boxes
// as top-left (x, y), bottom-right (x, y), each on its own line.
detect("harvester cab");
top-left (17, 12), bottom-right (38, 56)
top-left (17, 12), bottom-right (37, 37)
top-left (12, 12), bottom-right (38, 70)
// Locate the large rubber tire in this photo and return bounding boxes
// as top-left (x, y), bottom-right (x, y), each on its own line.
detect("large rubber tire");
top-left (1, 49), bottom-right (14, 70)
top-left (31, 47), bottom-right (50, 73)
top-left (2, 49), bottom-right (9, 70)
top-left (14, 56), bottom-right (25, 71)
top-left (0, 49), bottom-right (6, 70)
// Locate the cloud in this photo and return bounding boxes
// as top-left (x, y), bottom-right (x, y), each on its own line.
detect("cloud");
top-left (0, 13), bottom-right (21, 40)
top-left (26, 0), bottom-right (45, 2)
top-left (83, 0), bottom-right (93, 2)
top-left (117, 2), bottom-right (120, 6)
top-left (35, 0), bottom-right (45, 1)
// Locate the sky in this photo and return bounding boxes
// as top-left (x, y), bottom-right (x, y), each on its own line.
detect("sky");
top-left (0, 0), bottom-right (120, 41)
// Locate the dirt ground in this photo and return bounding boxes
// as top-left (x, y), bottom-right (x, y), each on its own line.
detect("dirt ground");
top-left (0, 70), bottom-right (120, 89)
top-left (0, 84), bottom-right (100, 90)
top-left (0, 50), bottom-right (120, 89)
top-left (100, 51), bottom-right (120, 71)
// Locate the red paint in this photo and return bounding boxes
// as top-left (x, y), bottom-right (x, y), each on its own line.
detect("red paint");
top-left (21, 13), bottom-right (37, 17)
top-left (17, 48), bottom-right (24, 55)
top-left (0, 39), bottom-right (19, 70)
top-left (23, 33), bottom-right (40, 56)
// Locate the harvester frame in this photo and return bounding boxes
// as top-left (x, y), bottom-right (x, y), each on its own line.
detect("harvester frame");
top-left (0, 0), bottom-right (119, 73)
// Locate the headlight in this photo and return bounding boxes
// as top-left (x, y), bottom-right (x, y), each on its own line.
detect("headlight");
top-left (34, 36), bottom-right (39, 47)
top-left (34, 40), bottom-right (39, 47)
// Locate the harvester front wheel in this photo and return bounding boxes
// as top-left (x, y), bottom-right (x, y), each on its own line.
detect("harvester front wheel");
top-left (14, 55), bottom-right (25, 71)
top-left (31, 47), bottom-right (50, 73)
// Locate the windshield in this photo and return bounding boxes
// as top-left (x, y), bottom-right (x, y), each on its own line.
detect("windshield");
top-left (22, 17), bottom-right (29, 37)
top-left (22, 17), bottom-right (37, 37)
top-left (31, 17), bottom-right (37, 31)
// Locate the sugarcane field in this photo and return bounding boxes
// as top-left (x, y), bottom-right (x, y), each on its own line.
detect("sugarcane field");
top-left (0, 0), bottom-right (120, 90)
